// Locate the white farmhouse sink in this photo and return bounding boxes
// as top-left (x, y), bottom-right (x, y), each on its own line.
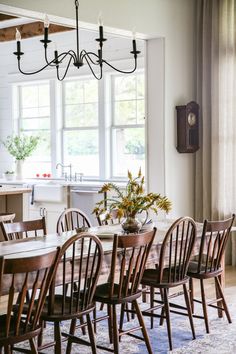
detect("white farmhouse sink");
top-left (34, 184), bottom-right (65, 203)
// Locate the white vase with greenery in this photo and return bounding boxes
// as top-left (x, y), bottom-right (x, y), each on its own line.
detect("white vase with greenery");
top-left (2, 134), bottom-right (40, 180)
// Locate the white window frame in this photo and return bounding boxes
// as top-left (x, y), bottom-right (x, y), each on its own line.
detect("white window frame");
top-left (110, 70), bottom-right (146, 180)
top-left (13, 68), bottom-right (146, 181)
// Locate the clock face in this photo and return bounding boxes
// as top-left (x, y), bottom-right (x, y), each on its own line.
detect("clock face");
top-left (187, 112), bottom-right (196, 126)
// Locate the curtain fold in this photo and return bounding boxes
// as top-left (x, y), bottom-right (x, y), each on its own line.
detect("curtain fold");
top-left (195, 0), bottom-right (236, 263)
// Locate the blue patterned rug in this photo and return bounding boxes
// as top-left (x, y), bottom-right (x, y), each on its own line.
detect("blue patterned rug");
top-left (16, 298), bottom-right (236, 353)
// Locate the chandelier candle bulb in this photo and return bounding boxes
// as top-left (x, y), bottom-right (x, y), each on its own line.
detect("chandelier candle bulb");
top-left (44, 14), bottom-right (50, 28)
top-left (15, 29), bottom-right (21, 54)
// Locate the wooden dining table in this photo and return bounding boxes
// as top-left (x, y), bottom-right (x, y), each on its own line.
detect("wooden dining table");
top-left (0, 219), bottom-right (207, 295)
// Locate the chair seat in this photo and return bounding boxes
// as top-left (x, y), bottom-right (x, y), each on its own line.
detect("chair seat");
top-left (94, 283), bottom-right (142, 304)
top-left (0, 314), bottom-right (40, 346)
top-left (141, 267), bottom-right (189, 288)
top-left (187, 260), bottom-right (222, 278)
top-left (40, 294), bottom-right (95, 321)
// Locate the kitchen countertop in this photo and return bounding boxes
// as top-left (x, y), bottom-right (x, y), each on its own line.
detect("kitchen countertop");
top-left (0, 186), bottom-right (31, 195)
top-left (0, 178), bottom-right (126, 189)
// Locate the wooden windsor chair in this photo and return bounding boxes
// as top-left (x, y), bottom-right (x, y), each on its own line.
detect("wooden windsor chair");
top-left (0, 217), bottom-right (46, 241)
top-left (141, 217), bottom-right (197, 351)
top-left (57, 208), bottom-right (91, 233)
top-left (187, 214), bottom-right (235, 333)
top-left (0, 213), bottom-right (15, 241)
top-left (38, 232), bottom-right (103, 354)
top-left (0, 247), bottom-right (60, 354)
top-left (93, 228), bottom-right (156, 354)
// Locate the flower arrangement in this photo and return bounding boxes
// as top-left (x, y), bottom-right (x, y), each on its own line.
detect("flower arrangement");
top-left (93, 169), bottom-right (171, 232)
top-left (2, 134), bottom-right (40, 161)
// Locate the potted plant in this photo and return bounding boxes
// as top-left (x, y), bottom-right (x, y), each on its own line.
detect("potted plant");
top-left (93, 169), bottom-right (172, 233)
top-left (3, 170), bottom-right (15, 181)
top-left (2, 134), bottom-right (40, 179)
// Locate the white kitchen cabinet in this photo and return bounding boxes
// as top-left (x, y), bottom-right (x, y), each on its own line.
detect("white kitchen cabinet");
top-left (29, 202), bottom-right (67, 234)
top-left (29, 186), bottom-right (69, 233)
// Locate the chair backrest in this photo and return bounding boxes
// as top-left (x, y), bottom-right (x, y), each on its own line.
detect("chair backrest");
top-left (0, 213), bottom-right (15, 223)
top-left (108, 228), bottom-right (156, 300)
top-left (158, 217), bottom-right (196, 285)
top-left (196, 214), bottom-right (235, 274)
top-left (57, 208), bottom-right (91, 233)
top-left (47, 232), bottom-right (103, 317)
top-left (0, 248), bottom-right (60, 346)
top-left (0, 217), bottom-right (47, 241)
top-left (96, 209), bottom-right (121, 226)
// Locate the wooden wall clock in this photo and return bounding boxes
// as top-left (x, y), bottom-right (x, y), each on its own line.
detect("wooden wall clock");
top-left (175, 101), bottom-right (200, 153)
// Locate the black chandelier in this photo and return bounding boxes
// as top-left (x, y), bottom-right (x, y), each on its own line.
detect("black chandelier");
top-left (14, 0), bottom-right (140, 81)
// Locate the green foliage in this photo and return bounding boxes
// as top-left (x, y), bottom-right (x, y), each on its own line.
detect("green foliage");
top-left (93, 169), bottom-right (172, 220)
top-left (2, 134), bottom-right (40, 161)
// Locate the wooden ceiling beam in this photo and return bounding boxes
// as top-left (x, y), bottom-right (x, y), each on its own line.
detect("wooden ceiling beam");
top-left (0, 14), bottom-right (17, 22)
top-left (0, 21), bottom-right (74, 42)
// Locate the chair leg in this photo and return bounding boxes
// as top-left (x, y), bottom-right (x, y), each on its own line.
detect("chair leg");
top-left (80, 316), bottom-right (86, 335)
top-left (112, 304), bottom-right (119, 354)
top-left (159, 288), bottom-right (165, 326)
top-left (29, 338), bottom-right (38, 354)
top-left (142, 284), bottom-right (147, 302)
top-left (93, 307), bottom-right (97, 333)
top-left (87, 313), bottom-right (97, 354)
top-left (215, 276), bottom-right (232, 323)
top-left (150, 286), bottom-right (154, 329)
top-left (183, 283), bottom-right (196, 339)
top-left (133, 300), bottom-right (153, 354)
top-left (107, 304), bottom-right (113, 344)
top-left (119, 303), bottom-right (125, 336)
top-left (54, 321), bottom-right (62, 354)
top-left (38, 319), bottom-right (44, 348)
top-left (200, 279), bottom-right (210, 334)
top-left (189, 277), bottom-right (194, 313)
top-left (163, 288), bottom-right (172, 351)
top-left (126, 303), bottom-right (131, 322)
top-left (215, 275), bottom-right (223, 318)
top-left (66, 318), bottom-right (77, 354)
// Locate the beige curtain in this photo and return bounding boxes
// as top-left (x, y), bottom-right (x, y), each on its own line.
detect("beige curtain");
top-left (195, 0), bottom-right (236, 263)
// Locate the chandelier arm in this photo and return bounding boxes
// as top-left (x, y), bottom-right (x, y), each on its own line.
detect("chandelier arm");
top-left (102, 58), bottom-right (137, 74)
top-left (80, 50), bottom-right (100, 66)
top-left (56, 56), bottom-right (73, 81)
top-left (17, 56), bottom-right (58, 75)
top-left (45, 48), bottom-right (77, 67)
top-left (44, 47), bottom-right (57, 67)
top-left (83, 55), bottom-right (103, 80)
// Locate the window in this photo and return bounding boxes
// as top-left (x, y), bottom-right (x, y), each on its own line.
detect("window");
top-left (15, 70), bottom-right (145, 180)
top-left (63, 79), bottom-right (99, 177)
top-left (111, 73), bottom-right (145, 177)
top-left (18, 82), bottom-right (51, 176)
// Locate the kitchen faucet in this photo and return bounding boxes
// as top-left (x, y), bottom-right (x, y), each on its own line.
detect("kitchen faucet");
top-left (56, 163), bottom-right (73, 181)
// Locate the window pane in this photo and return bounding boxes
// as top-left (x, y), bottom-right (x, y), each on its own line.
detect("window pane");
top-left (22, 118), bottom-right (50, 130)
top-left (84, 80), bottom-right (98, 102)
top-left (63, 130), bottom-right (99, 176)
top-left (114, 100), bottom-right (136, 125)
top-left (21, 84), bottom-right (49, 108)
top-left (137, 74), bottom-right (145, 99)
top-left (65, 103), bottom-right (98, 127)
top-left (112, 127), bottom-right (145, 177)
top-left (64, 81), bottom-right (84, 104)
top-left (25, 131), bottom-right (51, 162)
top-left (114, 76), bottom-right (136, 100)
top-left (137, 100), bottom-right (145, 124)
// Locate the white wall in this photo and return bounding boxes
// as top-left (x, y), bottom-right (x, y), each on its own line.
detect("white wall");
top-left (0, 0), bottom-right (196, 218)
